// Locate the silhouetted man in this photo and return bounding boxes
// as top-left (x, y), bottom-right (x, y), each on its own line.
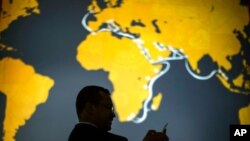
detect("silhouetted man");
top-left (68, 85), bottom-right (169, 141)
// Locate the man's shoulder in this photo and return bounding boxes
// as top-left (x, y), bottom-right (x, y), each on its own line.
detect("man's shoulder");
top-left (106, 132), bottom-right (128, 141)
top-left (68, 123), bottom-right (103, 141)
top-left (68, 123), bottom-right (128, 141)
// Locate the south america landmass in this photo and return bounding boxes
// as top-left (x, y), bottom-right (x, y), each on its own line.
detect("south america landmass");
top-left (0, 1), bottom-right (55, 141)
top-left (0, 58), bottom-right (54, 141)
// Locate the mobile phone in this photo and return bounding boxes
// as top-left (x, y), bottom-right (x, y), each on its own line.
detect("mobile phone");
top-left (161, 123), bottom-right (168, 133)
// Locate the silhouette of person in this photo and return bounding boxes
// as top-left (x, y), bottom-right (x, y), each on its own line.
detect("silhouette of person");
top-left (68, 85), bottom-right (169, 141)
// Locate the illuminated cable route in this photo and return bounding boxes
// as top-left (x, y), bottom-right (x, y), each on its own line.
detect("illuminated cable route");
top-left (81, 11), bottom-right (220, 123)
top-left (133, 61), bottom-right (171, 123)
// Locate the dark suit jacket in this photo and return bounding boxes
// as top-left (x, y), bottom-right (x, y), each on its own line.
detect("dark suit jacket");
top-left (68, 123), bottom-right (128, 141)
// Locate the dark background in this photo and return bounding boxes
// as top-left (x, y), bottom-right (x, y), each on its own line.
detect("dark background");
top-left (0, 0), bottom-right (249, 141)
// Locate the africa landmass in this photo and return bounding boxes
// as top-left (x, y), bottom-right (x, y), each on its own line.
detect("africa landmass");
top-left (0, 1), bottom-right (54, 141)
top-left (0, 0), bottom-right (250, 141)
top-left (76, 0), bottom-right (250, 123)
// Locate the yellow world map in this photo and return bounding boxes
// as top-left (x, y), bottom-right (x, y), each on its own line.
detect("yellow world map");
top-left (0, 0), bottom-right (250, 141)
top-left (78, 0), bottom-right (250, 122)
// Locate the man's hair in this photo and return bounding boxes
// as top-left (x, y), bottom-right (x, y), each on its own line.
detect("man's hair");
top-left (76, 85), bottom-right (110, 119)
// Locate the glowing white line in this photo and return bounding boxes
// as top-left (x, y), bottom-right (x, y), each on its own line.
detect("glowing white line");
top-left (133, 62), bottom-right (171, 123)
top-left (82, 11), bottom-right (94, 33)
top-left (116, 31), bottom-right (136, 39)
top-left (97, 28), bottom-right (112, 32)
top-left (185, 60), bottom-right (217, 80)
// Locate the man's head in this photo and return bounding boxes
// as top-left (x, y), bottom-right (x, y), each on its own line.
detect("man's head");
top-left (76, 85), bottom-right (115, 131)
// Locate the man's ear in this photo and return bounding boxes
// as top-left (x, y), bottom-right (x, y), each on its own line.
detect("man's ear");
top-left (85, 102), bottom-right (97, 114)
top-left (80, 103), bottom-right (97, 120)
